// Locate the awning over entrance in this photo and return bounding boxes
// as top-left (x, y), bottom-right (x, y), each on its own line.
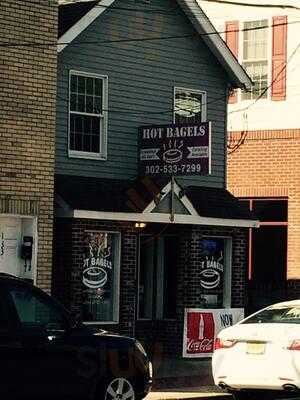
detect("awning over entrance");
top-left (55, 175), bottom-right (259, 228)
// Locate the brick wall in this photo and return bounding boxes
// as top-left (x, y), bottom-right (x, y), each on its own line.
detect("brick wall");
top-left (0, 1), bottom-right (57, 291)
top-left (137, 226), bottom-right (247, 358)
top-left (53, 218), bottom-right (248, 358)
top-left (53, 219), bottom-right (138, 337)
top-left (227, 129), bottom-right (300, 281)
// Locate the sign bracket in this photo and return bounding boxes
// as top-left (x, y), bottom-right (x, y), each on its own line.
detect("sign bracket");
top-left (170, 175), bottom-right (175, 222)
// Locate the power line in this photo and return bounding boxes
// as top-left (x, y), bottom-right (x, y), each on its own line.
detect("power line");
top-left (61, 0), bottom-right (300, 12)
top-left (72, 2), bottom-right (180, 14)
top-left (227, 39), bottom-right (300, 153)
top-left (200, 0), bottom-right (300, 10)
top-left (56, 91), bottom-right (227, 116)
top-left (229, 41), bottom-right (300, 116)
top-left (1, 16), bottom-right (300, 48)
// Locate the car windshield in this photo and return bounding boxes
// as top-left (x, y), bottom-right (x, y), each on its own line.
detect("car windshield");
top-left (242, 305), bottom-right (300, 324)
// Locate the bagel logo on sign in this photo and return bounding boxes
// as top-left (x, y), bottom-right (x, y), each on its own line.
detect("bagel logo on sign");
top-left (199, 268), bottom-right (220, 289)
top-left (199, 239), bottom-right (224, 290)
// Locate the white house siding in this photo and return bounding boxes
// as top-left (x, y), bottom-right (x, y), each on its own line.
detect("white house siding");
top-left (198, 0), bottom-right (300, 131)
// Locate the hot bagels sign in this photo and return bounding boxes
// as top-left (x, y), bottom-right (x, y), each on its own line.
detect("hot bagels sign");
top-left (183, 308), bottom-right (244, 358)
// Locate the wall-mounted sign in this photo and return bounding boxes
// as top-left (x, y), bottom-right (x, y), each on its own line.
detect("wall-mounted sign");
top-left (0, 218), bottom-right (35, 282)
top-left (183, 308), bottom-right (244, 358)
top-left (138, 122), bottom-right (211, 176)
top-left (199, 238), bottom-right (224, 290)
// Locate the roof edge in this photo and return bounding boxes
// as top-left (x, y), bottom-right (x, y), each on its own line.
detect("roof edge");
top-left (176, 0), bottom-right (252, 90)
top-left (57, 0), bottom-right (114, 53)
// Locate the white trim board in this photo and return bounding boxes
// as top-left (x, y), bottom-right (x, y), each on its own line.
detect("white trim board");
top-left (58, 0), bottom-right (115, 53)
top-left (143, 180), bottom-right (198, 216)
top-left (71, 209), bottom-right (259, 228)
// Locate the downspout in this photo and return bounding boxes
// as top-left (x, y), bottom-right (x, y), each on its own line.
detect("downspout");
top-left (224, 85), bottom-right (230, 190)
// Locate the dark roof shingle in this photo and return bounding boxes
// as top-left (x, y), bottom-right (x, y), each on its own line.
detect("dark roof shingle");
top-left (185, 186), bottom-right (257, 221)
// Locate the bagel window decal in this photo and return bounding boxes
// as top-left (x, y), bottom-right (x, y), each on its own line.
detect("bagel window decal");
top-left (199, 238), bottom-right (224, 291)
top-left (81, 231), bottom-right (119, 322)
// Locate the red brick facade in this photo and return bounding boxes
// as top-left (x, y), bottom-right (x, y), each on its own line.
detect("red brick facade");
top-left (227, 129), bottom-right (300, 280)
top-left (0, 1), bottom-right (57, 291)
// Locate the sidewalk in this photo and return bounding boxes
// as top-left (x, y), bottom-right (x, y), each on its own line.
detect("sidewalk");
top-left (146, 388), bottom-right (231, 400)
top-left (147, 357), bottom-right (231, 399)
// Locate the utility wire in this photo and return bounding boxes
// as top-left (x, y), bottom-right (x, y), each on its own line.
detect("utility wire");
top-left (1, 17), bottom-right (299, 48)
top-left (56, 91), bottom-right (227, 116)
top-left (200, 0), bottom-right (300, 10)
top-left (227, 40), bottom-right (300, 153)
top-left (229, 41), bottom-right (300, 116)
top-left (61, 0), bottom-right (300, 12)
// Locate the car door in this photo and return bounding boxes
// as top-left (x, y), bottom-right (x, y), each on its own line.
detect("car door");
top-left (5, 281), bottom-right (83, 399)
top-left (0, 282), bottom-right (24, 398)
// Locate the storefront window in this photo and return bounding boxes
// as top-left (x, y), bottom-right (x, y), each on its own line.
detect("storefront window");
top-left (81, 231), bottom-right (120, 323)
top-left (199, 237), bottom-right (232, 308)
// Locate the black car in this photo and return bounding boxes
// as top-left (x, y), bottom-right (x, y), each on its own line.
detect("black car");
top-left (0, 273), bottom-right (152, 400)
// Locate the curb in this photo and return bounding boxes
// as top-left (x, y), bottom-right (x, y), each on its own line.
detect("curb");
top-left (146, 391), bottom-right (231, 400)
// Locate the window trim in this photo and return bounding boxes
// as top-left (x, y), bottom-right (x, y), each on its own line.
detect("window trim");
top-left (239, 197), bottom-right (288, 280)
top-left (68, 70), bottom-right (108, 160)
top-left (173, 86), bottom-right (207, 124)
top-left (239, 18), bottom-right (272, 102)
top-left (200, 235), bottom-right (232, 308)
top-left (83, 230), bottom-right (121, 325)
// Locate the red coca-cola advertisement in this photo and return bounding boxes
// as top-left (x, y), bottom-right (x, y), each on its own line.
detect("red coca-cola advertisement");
top-left (185, 312), bottom-right (215, 357)
top-left (183, 308), bottom-right (244, 358)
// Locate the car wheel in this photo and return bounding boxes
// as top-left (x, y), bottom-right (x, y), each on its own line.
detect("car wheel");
top-left (103, 377), bottom-right (135, 400)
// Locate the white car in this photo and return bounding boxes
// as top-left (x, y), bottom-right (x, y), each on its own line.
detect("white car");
top-left (212, 300), bottom-right (300, 399)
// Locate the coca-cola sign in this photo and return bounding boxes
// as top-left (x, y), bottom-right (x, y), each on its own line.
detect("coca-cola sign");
top-left (183, 308), bottom-right (244, 358)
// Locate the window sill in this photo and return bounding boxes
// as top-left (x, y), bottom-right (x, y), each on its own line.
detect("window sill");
top-left (68, 151), bottom-right (107, 161)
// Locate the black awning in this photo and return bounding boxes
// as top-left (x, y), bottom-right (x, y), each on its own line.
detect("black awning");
top-left (55, 175), bottom-right (167, 213)
top-left (185, 185), bottom-right (257, 221)
top-left (55, 175), bottom-right (257, 222)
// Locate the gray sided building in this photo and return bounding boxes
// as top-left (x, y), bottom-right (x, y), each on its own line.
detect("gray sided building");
top-left (53, 0), bottom-right (257, 361)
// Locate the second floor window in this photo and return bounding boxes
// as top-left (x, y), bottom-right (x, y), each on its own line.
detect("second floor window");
top-left (69, 71), bottom-right (108, 159)
top-left (242, 20), bottom-right (268, 100)
top-left (174, 87), bottom-right (206, 124)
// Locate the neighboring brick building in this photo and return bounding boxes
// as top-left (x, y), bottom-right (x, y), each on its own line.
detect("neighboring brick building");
top-left (0, 1), bottom-right (57, 292)
top-left (228, 130), bottom-right (300, 311)
top-left (199, 0), bottom-right (300, 311)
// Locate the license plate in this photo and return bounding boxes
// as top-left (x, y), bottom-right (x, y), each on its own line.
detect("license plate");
top-left (246, 342), bottom-right (265, 355)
